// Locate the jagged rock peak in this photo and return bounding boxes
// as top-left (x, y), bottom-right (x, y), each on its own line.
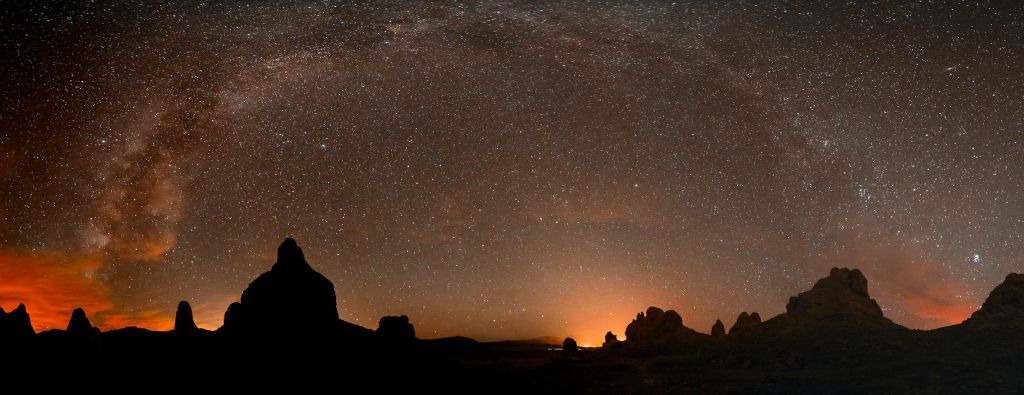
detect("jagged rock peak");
top-left (729, 312), bottom-right (762, 334)
top-left (67, 308), bottom-right (94, 335)
top-left (0, 303), bottom-right (35, 337)
top-left (711, 319), bottom-right (725, 336)
top-left (175, 301), bottom-right (199, 334)
top-left (970, 273), bottom-right (1024, 320)
top-left (603, 331), bottom-right (620, 347)
top-left (272, 237), bottom-right (311, 271)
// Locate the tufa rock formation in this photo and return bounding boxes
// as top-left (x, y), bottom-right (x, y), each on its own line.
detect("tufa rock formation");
top-left (174, 301), bottom-right (199, 336)
top-left (562, 337), bottom-right (579, 355)
top-left (784, 268), bottom-right (885, 321)
top-left (67, 307), bottom-right (101, 345)
top-left (603, 331), bottom-right (620, 348)
top-left (968, 273), bottom-right (1024, 321)
top-left (67, 308), bottom-right (96, 336)
top-left (0, 304), bottom-right (35, 338)
top-left (223, 238), bottom-right (339, 337)
top-left (625, 307), bottom-right (684, 345)
top-left (377, 315), bottom-right (416, 342)
top-left (711, 319), bottom-right (725, 336)
top-left (623, 307), bottom-right (702, 351)
top-left (729, 312), bottom-right (762, 334)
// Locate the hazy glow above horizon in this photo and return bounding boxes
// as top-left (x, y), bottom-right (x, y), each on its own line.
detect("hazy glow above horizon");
top-left (1, 1), bottom-right (1021, 342)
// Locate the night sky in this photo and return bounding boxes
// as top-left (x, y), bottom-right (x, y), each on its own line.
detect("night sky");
top-left (1, 1), bottom-right (1021, 345)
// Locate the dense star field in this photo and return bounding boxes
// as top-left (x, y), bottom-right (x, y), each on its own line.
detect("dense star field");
top-left (0, 1), bottom-right (1021, 345)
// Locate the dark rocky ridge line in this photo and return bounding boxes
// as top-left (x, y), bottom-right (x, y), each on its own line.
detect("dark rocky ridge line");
top-left (3, 238), bottom-right (1024, 393)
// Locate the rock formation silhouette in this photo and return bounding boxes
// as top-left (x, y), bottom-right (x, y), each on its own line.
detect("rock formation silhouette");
top-left (0, 304), bottom-right (34, 338)
top-left (782, 268), bottom-right (889, 324)
top-left (968, 273), bottom-right (1024, 320)
top-left (221, 238), bottom-right (339, 338)
top-left (562, 337), bottom-right (578, 355)
top-left (728, 312), bottom-right (761, 334)
top-left (602, 331), bottom-right (620, 348)
top-left (67, 308), bottom-right (96, 336)
top-left (623, 307), bottom-right (706, 352)
top-left (377, 315), bottom-right (416, 343)
top-left (174, 301), bottom-right (199, 336)
top-left (711, 319), bottom-right (725, 336)
top-left (7, 249), bottom-right (1024, 393)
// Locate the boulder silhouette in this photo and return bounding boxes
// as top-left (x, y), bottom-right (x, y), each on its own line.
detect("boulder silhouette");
top-left (223, 238), bottom-right (339, 337)
top-left (377, 315), bottom-right (416, 342)
top-left (728, 312), bottom-right (762, 334)
top-left (562, 337), bottom-right (579, 356)
top-left (968, 273), bottom-right (1024, 320)
top-left (711, 319), bottom-right (725, 336)
top-left (0, 304), bottom-right (34, 338)
top-left (174, 301), bottom-right (199, 336)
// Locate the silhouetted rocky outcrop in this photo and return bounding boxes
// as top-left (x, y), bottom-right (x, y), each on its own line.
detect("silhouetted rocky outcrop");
top-left (221, 238), bottom-right (339, 338)
top-left (174, 301), bottom-right (198, 336)
top-left (562, 337), bottom-right (578, 356)
top-left (968, 273), bottom-right (1024, 320)
top-left (622, 307), bottom-right (707, 353)
top-left (222, 302), bottom-right (243, 333)
top-left (728, 312), bottom-right (761, 334)
top-left (377, 315), bottom-right (416, 343)
top-left (0, 304), bottom-right (34, 339)
top-left (783, 268), bottom-right (887, 322)
top-left (67, 308), bottom-right (95, 336)
top-left (711, 319), bottom-right (725, 336)
top-left (602, 331), bottom-right (620, 348)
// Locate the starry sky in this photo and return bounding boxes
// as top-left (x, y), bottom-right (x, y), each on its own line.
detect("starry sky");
top-left (1, 1), bottom-right (1022, 345)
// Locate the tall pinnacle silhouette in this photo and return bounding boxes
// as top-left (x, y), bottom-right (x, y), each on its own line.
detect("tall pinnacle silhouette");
top-left (223, 237), bottom-right (339, 338)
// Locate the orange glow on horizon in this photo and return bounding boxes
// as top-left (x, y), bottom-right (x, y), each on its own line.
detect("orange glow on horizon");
top-left (0, 249), bottom-right (113, 331)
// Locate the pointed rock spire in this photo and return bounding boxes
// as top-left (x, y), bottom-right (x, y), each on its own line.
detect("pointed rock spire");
top-left (273, 237), bottom-right (310, 271)
top-left (0, 303), bottom-right (35, 338)
top-left (226, 238), bottom-right (339, 338)
top-left (711, 319), bottom-right (725, 336)
top-left (67, 308), bottom-right (95, 336)
top-left (175, 301), bottom-right (199, 335)
top-left (603, 331), bottom-right (620, 347)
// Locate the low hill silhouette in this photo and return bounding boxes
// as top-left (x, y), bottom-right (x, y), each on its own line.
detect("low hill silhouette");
top-left (2, 238), bottom-right (1023, 393)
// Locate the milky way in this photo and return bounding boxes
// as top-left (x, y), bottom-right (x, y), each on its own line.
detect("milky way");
top-left (1, 1), bottom-right (1022, 344)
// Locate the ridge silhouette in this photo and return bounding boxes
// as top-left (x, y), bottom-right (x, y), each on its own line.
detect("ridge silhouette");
top-left (3, 241), bottom-right (1024, 393)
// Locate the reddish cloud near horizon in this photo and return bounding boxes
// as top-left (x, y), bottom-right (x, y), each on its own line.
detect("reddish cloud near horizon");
top-left (0, 249), bottom-right (113, 331)
top-left (0, 249), bottom-right (225, 332)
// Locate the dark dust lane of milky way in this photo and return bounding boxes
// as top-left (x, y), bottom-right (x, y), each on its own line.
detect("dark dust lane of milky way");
top-left (0, 1), bottom-right (1022, 346)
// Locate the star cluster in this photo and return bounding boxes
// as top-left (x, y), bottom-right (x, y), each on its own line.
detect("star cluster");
top-left (1, 1), bottom-right (1022, 344)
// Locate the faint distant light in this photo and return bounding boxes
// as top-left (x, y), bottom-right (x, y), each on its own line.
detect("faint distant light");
top-left (319, 143), bottom-right (328, 149)
top-left (972, 254), bottom-right (981, 263)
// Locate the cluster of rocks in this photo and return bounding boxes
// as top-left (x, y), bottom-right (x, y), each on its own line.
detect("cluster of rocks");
top-left (729, 312), bottom-right (762, 334)
top-left (0, 304), bottom-right (34, 339)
